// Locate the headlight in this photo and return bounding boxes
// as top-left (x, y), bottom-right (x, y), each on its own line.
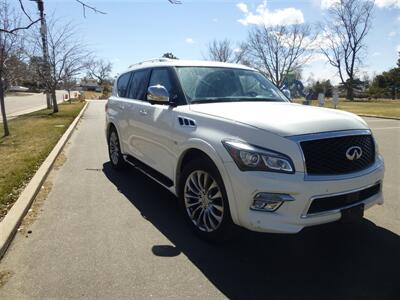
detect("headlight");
top-left (222, 140), bottom-right (295, 174)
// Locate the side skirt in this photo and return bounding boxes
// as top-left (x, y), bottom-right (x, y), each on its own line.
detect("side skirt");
top-left (124, 154), bottom-right (174, 188)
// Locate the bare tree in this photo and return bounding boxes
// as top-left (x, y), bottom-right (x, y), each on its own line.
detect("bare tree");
top-left (0, 0), bottom-right (41, 34)
top-left (246, 24), bottom-right (314, 88)
top-left (29, 20), bottom-right (89, 112)
top-left (62, 72), bottom-right (77, 102)
top-left (0, 1), bottom-right (25, 136)
top-left (320, 0), bottom-right (374, 100)
top-left (162, 52), bottom-right (178, 59)
top-left (86, 58), bottom-right (112, 87)
top-left (206, 39), bottom-right (248, 64)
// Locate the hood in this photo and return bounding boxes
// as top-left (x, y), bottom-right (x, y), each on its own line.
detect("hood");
top-left (189, 101), bottom-right (368, 137)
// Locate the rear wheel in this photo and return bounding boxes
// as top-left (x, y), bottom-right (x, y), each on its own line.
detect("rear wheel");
top-left (108, 127), bottom-right (126, 170)
top-left (179, 157), bottom-right (236, 241)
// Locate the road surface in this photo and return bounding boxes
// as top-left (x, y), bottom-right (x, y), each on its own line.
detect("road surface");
top-left (0, 101), bottom-right (399, 299)
top-left (0, 90), bottom-right (76, 122)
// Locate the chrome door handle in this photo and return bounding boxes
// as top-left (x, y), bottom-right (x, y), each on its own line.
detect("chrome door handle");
top-left (139, 109), bottom-right (148, 116)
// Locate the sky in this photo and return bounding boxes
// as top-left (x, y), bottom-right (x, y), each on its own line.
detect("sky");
top-left (17, 0), bottom-right (400, 84)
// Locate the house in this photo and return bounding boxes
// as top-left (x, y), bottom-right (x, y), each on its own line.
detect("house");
top-left (79, 78), bottom-right (102, 92)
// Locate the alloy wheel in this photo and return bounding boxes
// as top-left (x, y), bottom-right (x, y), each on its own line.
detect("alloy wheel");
top-left (183, 170), bottom-right (224, 232)
top-left (109, 131), bottom-right (120, 165)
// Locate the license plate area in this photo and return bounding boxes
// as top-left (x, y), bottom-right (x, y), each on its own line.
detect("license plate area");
top-left (341, 203), bottom-right (364, 222)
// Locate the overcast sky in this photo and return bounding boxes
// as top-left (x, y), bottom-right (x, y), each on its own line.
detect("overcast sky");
top-left (18, 0), bottom-right (400, 83)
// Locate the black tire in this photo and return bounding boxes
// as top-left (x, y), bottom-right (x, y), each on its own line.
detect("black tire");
top-left (108, 126), bottom-right (126, 170)
top-left (179, 157), bottom-right (236, 242)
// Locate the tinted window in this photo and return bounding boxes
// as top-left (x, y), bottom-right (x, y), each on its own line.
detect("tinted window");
top-left (149, 68), bottom-right (173, 94)
top-left (117, 72), bottom-right (131, 97)
top-left (127, 69), bottom-right (150, 100)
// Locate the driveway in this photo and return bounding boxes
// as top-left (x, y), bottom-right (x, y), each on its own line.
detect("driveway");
top-left (1, 90), bottom-right (76, 122)
top-left (0, 101), bottom-right (399, 299)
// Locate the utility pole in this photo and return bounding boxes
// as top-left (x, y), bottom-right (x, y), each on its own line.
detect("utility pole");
top-left (34, 0), bottom-right (52, 109)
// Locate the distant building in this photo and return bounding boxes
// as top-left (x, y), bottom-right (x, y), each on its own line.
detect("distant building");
top-left (79, 78), bottom-right (102, 92)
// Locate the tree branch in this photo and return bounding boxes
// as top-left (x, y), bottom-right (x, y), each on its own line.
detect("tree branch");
top-left (75, 0), bottom-right (107, 18)
top-left (18, 0), bottom-right (33, 22)
top-left (0, 18), bottom-right (41, 34)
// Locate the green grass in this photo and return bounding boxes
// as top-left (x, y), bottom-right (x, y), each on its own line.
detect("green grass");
top-left (293, 99), bottom-right (400, 119)
top-left (0, 101), bottom-right (85, 220)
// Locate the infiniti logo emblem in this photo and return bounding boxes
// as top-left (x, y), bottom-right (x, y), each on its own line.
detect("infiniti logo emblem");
top-left (346, 146), bottom-right (363, 161)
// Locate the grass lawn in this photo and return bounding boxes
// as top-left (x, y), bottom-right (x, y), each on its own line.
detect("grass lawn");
top-left (293, 99), bottom-right (400, 119)
top-left (0, 101), bottom-right (85, 221)
top-left (82, 91), bottom-right (110, 100)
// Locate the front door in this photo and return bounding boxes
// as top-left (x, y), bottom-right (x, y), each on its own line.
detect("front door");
top-left (130, 67), bottom-right (177, 180)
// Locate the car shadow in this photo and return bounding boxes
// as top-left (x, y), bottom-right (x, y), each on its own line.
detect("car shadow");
top-left (103, 162), bottom-right (400, 299)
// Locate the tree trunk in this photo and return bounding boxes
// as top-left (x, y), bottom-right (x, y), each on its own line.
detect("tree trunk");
top-left (68, 89), bottom-right (71, 103)
top-left (46, 92), bottom-right (52, 109)
top-left (51, 88), bottom-right (58, 113)
top-left (346, 81), bottom-right (354, 101)
top-left (0, 77), bottom-right (10, 136)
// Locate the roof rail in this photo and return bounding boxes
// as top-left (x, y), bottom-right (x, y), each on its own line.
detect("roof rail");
top-left (128, 58), bottom-right (172, 68)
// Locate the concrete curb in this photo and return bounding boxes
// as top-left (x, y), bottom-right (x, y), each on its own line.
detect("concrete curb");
top-left (0, 101), bottom-right (89, 259)
top-left (359, 114), bottom-right (400, 121)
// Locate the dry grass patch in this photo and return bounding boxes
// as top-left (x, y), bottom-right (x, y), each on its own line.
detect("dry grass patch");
top-left (0, 101), bottom-right (85, 221)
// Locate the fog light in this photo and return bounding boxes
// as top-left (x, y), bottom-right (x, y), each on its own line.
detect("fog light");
top-left (251, 193), bottom-right (295, 212)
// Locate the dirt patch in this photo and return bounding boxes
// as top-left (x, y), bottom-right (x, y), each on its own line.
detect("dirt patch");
top-left (17, 181), bottom-right (53, 236)
top-left (0, 270), bottom-right (14, 288)
top-left (53, 151), bottom-right (67, 171)
top-left (17, 149), bottom-right (67, 235)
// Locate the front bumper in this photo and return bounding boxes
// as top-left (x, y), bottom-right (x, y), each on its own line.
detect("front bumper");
top-left (223, 158), bottom-right (385, 234)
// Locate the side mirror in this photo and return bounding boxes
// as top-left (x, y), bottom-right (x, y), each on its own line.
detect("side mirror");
top-left (147, 85), bottom-right (169, 104)
top-left (281, 88), bottom-right (291, 100)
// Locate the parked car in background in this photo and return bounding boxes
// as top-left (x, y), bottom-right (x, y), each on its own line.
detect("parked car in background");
top-left (8, 86), bottom-right (29, 92)
top-left (105, 58), bottom-right (385, 241)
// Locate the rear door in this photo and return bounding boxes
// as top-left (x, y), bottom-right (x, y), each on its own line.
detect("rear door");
top-left (131, 67), bottom-right (177, 181)
top-left (110, 71), bottom-right (132, 152)
top-left (123, 68), bottom-right (151, 158)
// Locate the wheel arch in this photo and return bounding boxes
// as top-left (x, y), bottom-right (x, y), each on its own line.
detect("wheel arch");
top-left (175, 141), bottom-right (240, 225)
top-left (106, 121), bottom-right (126, 155)
top-left (106, 122), bottom-right (116, 141)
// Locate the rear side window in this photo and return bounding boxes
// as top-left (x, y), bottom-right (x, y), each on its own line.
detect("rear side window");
top-left (149, 68), bottom-right (173, 94)
top-left (127, 69), bottom-right (150, 100)
top-left (117, 72), bottom-right (131, 97)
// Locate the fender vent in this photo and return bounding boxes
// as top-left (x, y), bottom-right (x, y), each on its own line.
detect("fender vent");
top-left (178, 116), bottom-right (196, 127)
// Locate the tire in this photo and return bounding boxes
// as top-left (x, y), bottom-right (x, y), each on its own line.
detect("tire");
top-left (179, 157), bottom-right (236, 242)
top-left (108, 126), bottom-right (126, 170)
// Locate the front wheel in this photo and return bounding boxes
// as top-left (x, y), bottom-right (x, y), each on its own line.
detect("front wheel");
top-left (179, 158), bottom-right (236, 241)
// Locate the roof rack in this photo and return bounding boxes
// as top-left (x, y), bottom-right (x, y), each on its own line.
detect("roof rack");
top-left (128, 58), bottom-right (172, 68)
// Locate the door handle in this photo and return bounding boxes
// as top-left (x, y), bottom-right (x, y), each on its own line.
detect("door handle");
top-left (139, 109), bottom-right (148, 116)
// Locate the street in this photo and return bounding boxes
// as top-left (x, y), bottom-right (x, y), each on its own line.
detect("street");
top-left (1, 91), bottom-right (73, 122)
top-left (0, 101), bottom-right (399, 299)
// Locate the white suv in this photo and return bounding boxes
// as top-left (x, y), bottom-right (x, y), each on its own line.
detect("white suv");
top-left (106, 58), bottom-right (384, 240)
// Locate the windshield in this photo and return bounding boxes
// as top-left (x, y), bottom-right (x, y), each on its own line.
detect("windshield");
top-left (175, 67), bottom-right (288, 104)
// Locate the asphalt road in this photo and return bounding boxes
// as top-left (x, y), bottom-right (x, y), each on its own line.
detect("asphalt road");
top-left (0, 101), bottom-right (399, 299)
top-left (0, 90), bottom-right (75, 122)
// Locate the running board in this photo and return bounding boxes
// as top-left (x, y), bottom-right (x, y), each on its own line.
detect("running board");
top-left (124, 154), bottom-right (174, 188)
